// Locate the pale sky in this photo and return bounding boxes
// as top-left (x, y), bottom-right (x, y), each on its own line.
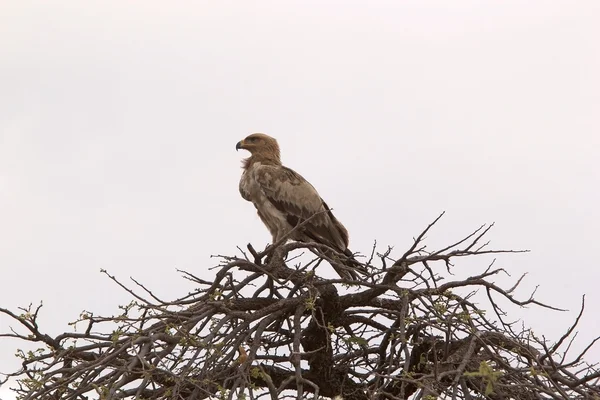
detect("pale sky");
top-left (1, 1), bottom-right (599, 398)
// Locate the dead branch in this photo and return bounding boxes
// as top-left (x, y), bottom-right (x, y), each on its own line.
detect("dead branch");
top-left (1, 214), bottom-right (598, 400)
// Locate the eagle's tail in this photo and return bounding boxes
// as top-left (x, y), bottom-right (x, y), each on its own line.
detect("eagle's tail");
top-left (325, 248), bottom-right (369, 282)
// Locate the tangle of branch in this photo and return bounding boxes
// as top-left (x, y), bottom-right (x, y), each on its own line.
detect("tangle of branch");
top-left (1, 214), bottom-right (598, 400)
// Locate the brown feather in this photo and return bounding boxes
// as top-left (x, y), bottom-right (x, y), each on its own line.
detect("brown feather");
top-left (237, 133), bottom-right (364, 280)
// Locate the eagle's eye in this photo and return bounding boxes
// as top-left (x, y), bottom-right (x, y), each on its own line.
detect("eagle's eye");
top-left (247, 137), bottom-right (258, 143)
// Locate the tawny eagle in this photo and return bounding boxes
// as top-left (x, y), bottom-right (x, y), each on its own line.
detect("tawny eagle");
top-left (236, 133), bottom-right (363, 280)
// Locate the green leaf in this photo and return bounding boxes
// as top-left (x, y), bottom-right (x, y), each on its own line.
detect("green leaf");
top-left (348, 336), bottom-right (368, 346)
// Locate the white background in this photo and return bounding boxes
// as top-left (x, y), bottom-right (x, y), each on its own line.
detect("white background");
top-left (1, 1), bottom-right (599, 398)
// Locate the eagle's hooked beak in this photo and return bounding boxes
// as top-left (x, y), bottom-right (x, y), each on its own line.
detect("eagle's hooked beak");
top-left (236, 140), bottom-right (244, 151)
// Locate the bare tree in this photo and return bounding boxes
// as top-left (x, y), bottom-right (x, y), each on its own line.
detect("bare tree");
top-left (1, 213), bottom-right (599, 399)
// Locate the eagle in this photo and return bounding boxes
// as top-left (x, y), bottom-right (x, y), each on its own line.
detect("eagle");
top-left (236, 133), bottom-right (364, 281)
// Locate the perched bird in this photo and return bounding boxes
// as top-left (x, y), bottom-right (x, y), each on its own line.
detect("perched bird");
top-left (236, 133), bottom-right (364, 280)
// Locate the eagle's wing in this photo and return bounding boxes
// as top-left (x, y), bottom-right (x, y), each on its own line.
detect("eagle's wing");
top-left (253, 164), bottom-right (349, 252)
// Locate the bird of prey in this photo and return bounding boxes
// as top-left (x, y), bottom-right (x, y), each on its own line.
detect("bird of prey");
top-left (236, 133), bottom-right (364, 280)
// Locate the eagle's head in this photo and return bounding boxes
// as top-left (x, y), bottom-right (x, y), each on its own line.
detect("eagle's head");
top-left (236, 133), bottom-right (281, 164)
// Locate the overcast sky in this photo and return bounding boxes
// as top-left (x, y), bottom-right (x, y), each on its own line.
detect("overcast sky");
top-left (1, 1), bottom-right (599, 398)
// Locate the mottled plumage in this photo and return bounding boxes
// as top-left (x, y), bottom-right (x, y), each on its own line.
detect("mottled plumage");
top-left (236, 133), bottom-right (362, 280)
